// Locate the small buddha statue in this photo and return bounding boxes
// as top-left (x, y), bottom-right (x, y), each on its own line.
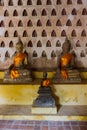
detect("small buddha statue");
top-left (4, 38), bottom-right (32, 82)
top-left (41, 72), bottom-right (50, 87)
top-left (32, 72), bottom-right (56, 108)
top-left (53, 37), bottom-right (81, 83)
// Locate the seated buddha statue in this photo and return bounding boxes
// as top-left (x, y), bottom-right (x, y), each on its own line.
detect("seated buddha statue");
top-left (53, 37), bottom-right (81, 83)
top-left (4, 38), bottom-right (32, 82)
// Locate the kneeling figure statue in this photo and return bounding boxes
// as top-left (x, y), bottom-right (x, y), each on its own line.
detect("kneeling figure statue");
top-left (53, 37), bottom-right (81, 83)
top-left (4, 38), bottom-right (32, 82)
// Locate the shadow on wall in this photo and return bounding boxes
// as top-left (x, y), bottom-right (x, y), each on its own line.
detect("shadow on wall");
top-left (51, 85), bottom-right (60, 111)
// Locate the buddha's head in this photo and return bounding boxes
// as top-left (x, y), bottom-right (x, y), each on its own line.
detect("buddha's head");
top-left (62, 37), bottom-right (71, 53)
top-left (16, 38), bottom-right (23, 52)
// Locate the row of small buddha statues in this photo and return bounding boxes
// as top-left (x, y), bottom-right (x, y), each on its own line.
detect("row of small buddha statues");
top-left (4, 37), bottom-right (81, 83)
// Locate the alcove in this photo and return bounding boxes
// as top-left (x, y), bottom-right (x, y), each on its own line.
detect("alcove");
top-left (80, 50), bottom-right (85, 57)
top-left (46, 0), bottom-right (52, 5)
top-left (51, 50), bottom-right (56, 57)
top-left (4, 10), bottom-right (9, 16)
top-left (27, 0), bottom-right (32, 5)
top-left (33, 51), bottom-right (38, 57)
top-left (66, 19), bottom-right (72, 26)
top-left (32, 30), bottom-right (37, 37)
top-left (56, 19), bottom-right (62, 26)
top-left (18, 20), bottom-right (23, 27)
top-left (42, 30), bottom-right (47, 37)
top-left (71, 30), bottom-right (77, 37)
top-left (37, 40), bottom-right (42, 47)
top-left (22, 9), bottom-right (28, 16)
top-left (42, 9), bottom-right (47, 16)
top-left (56, 0), bottom-right (61, 4)
top-left (1, 41), bottom-right (5, 47)
top-left (42, 51), bottom-right (47, 57)
top-left (61, 8), bottom-right (66, 15)
top-left (37, 19), bottom-right (42, 26)
top-left (9, 20), bottom-right (14, 27)
top-left (81, 30), bottom-right (86, 37)
top-left (46, 19), bottom-right (51, 26)
top-left (13, 10), bottom-right (18, 16)
top-left (18, 0), bottom-right (23, 6)
top-left (72, 8), bottom-right (77, 15)
top-left (77, 0), bottom-right (82, 4)
top-left (4, 31), bottom-right (9, 37)
top-left (0, 0), bottom-right (4, 6)
top-left (61, 30), bottom-right (66, 37)
top-left (76, 40), bottom-right (81, 47)
top-left (56, 40), bottom-right (61, 47)
top-left (51, 8), bottom-right (57, 16)
top-left (32, 9), bottom-right (37, 16)
top-left (28, 40), bottom-right (33, 47)
top-left (14, 31), bottom-right (18, 37)
top-left (27, 20), bottom-right (33, 27)
top-left (5, 51), bottom-right (10, 58)
top-left (76, 19), bottom-right (82, 26)
top-left (37, 0), bottom-right (42, 5)
top-left (51, 30), bottom-right (56, 37)
top-left (82, 8), bottom-right (87, 15)
top-left (23, 30), bottom-right (28, 37)
top-left (46, 40), bottom-right (51, 47)
top-left (8, 0), bottom-right (13, 6)
top-left (67, 0), bottom-right (72, 4)
top-left (0, 20), bottom-right (5, 27)
top-left (86, 43), bottom-right (87, 47)
top-left (9, 41), bottom-right (14, 47)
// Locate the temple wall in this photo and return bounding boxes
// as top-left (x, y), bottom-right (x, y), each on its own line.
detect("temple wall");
top-left (0, 0), bottom-right (87, 106)
top-left (0, 0), bottom-right (87, 69)
top-left (0, 83), bottom-right (87, 105)
top-left (0, 71), bottom-right (86, 105)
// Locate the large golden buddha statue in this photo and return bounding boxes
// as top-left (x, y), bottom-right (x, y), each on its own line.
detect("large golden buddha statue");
top-left (4, 38), bottom-right (32, 82)
top-left (53, 37), bottom-right (81, 83)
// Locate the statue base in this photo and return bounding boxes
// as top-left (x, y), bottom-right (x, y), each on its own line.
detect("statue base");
top-left (53, 69), bottom-right (81, 83)
top-left (3, 69), bottom-right (32, 83)
top-left (32, 86), bottom-right (57, 114)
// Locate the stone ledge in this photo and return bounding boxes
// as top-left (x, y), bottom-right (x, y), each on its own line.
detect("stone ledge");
top-left (0, 105), bottom-right (87, 121)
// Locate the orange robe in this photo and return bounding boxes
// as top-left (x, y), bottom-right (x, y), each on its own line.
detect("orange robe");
top-left (42, 79), bottom-right (50, 87)
top-left (60, 53), bottom-right (73, 79)
top-left (10, 53), bottom-right (26, 79)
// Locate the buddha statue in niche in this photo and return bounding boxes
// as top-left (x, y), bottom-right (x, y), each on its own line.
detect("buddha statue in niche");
top-left (53, 37), bottom-right (81, 83)
top-left (4, 38), bottom-right (32, 82)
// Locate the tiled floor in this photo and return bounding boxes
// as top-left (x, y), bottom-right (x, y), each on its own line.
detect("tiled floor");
top-left (0, 120), bottom-right (87, 130)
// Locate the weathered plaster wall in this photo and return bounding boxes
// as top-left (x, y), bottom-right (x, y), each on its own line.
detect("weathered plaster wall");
top-left (0, 0), bottom-right (87, 69)
top-left (0, 83), bottom-right (87, 105)
top-left (0, 70), bottom-right (87, 105)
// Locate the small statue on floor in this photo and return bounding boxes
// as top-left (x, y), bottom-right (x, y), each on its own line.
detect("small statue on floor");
top-left (53, 37), bottom-right (81, 83)
top-left (4, 38), bottom-right (32, 82)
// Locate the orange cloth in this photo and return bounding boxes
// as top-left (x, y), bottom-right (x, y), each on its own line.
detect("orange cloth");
top-left (10, 69), bottom-right (19, 79)
top-left (10, 53), bottom-right (26, 79)
top-left (42, 79), bottom-right (50, 87)
top-left (13, 53), bottom-right (26, 67)
top-left (61, 69), bottom-right (68, 79)
top-left (60, 53), bottom-right (73, 79)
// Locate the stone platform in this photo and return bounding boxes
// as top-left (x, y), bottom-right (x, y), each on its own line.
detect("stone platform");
top-left (0, 105), bottom-right (87, 121)
top-left (31, 107), bottom-right (57, 114)
top-left (0, 71), bottom-right (87, 121)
